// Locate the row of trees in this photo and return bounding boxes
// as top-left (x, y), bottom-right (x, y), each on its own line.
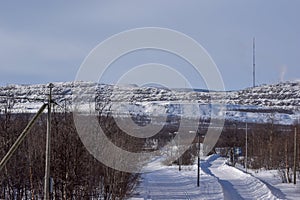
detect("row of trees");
top-left (216, 120), bottom-right (299, 183)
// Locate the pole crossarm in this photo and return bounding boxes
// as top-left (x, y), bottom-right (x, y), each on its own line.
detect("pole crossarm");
top-left (0, 103), bottom-right (48, 171)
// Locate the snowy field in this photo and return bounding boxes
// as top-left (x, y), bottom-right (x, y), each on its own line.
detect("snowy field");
top-left (131, 155), bottom-right (299, 200)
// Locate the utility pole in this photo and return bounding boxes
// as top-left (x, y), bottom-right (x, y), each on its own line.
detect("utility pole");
top-left (178, 132), bottom-right (181, 171)
top-left (285, 139), bottom-right (290, 183)
top-left (294, 126), bottom-right (297, 185)
top-left (232, 124), bottom-right (237, 166)
top-left (253, 37), bottom-right (256, 88)
top-left (197, 131), bottom-right (200, 187)
top-left (44, 83), bottom-right (53, 200)
top-left (0, 104), bottom-right (47, 171)
top-left (245, 123), bottom-right (248, 172)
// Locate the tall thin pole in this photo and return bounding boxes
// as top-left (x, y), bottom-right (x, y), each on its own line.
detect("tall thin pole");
top-left (294, 126), bottom-right (297, 184)
top-left (285, 139), bottom-right (290, 183)
top-left (245, 123), bottom-right (248, 172)
top-left (233, 124), bottom-right (237, 166)
top-left (178, 132), bottom-right (181, 171)
top-left (0, 104), bottom-right (47, 171)
top-left (44, 83), bottom-right (53, 199)
top-left (197, 131), bottom-right (200, 187)
top-left (253, 37), bottom-right (256, 88)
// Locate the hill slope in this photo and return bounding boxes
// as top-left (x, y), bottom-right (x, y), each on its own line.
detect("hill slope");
top-left (0, 81), bottom-right (299, 124)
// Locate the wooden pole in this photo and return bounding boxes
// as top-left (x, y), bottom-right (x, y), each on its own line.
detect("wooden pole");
top-left (294, 127), bottom-right (297, 184)
top-left (245, 123), bottom-right (248, 172)
top-left (197, 131), bottom-right (200, 187)
top-left (44, 83), bottom-right (53, 199)
top-left (178, 132), bottom-right (181, 171)
top-left (285, 139), bottom-right (290, 183)
top-left (0, 104), bottom-right (47, 171)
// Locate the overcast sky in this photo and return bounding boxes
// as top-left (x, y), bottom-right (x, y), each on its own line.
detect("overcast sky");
top-left (0, 0), bottom-right (299, 90)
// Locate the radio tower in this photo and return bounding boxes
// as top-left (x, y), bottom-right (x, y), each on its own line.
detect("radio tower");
top-left (253, 37), bottom-right (256, 87)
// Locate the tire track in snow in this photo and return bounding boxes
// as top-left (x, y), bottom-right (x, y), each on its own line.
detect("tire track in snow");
top-left (201, 155), bottom-right (243, 200)
top-left (206, 155), bottom-right (285, 200)
top-left (131, 155), bottom-right (283, 199)
top-left (132, 165), bottom-right (223, 199)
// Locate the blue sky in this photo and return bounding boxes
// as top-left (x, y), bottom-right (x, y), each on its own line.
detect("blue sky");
top-left (0, 0), bottom-right (299, 90)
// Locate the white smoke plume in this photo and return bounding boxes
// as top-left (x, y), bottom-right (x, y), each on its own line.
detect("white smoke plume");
top-left (279, 65), bottom-right (287, 82)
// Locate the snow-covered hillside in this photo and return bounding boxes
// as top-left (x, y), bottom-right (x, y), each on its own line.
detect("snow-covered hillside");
top-left (0, 81), bottom-right (300, 124)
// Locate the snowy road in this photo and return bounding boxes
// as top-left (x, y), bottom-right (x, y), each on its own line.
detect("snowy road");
top-left (203, 155), bottom-right (282, 200)
top-left (133, 166), bottom-right (223, 199)
top-left (131, 155), bottom-right (284, 200)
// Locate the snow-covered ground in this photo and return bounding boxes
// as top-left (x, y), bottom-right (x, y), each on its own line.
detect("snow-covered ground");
top-left (236, 164), bottom-right (300, 200)
top-left (130, 155), bottom-right (299, 200)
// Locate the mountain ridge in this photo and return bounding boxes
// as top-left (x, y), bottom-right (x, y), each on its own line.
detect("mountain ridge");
top-left (0, 81), bottom-right (299, 125)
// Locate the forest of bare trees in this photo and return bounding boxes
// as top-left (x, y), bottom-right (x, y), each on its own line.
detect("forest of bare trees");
top-left (0, 99), bottom-right (141, 199)
top-left (0, 93), bottom-right (299, 199)
top-left (217, 121), bottom-right (299, 183)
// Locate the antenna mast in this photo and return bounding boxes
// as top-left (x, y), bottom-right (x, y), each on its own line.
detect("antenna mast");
top-left (253, 37), bottom-right (256, 87)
